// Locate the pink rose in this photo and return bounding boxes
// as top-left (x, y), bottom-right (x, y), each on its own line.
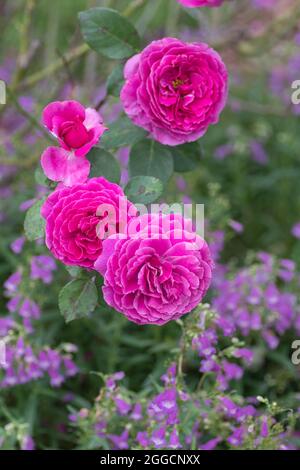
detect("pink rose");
top-left (95, 213), bottom-right (213, 325)
top-left (41, 177), bottom-right (136, 268)
top-left (41, 101), bottom-right (107, 187)
top-left (41, 147), bottom-right (91, 187)
top-left (42, 100), bottom-right (107, 157)
top-left (121, 38), bottom-right (228, 146)
top-left (177, 0), bottom-right (224, 7)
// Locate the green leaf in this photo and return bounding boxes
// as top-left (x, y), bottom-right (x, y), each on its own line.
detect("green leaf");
top-left (78, 7), bottom-right (141, 59)
top-left (172, 141), bottom-right (203, 172)
top-left (24, 198), bottom-right (46, 241)
top-left (58, 278), bottom-right (98, 323)
top-left (100, 116), bottom-right (147, 150)
top-left (129, 139), bottom-right (174, 184)
top-left (65, 265), bottom-right (85, 278)
top-left (125, 176), bottom-right (163, 204)
top-left (87, 148), bottom-right (121, 183)
top-left (106, 63), bottom-right (124, 97)
top-left (34, 165), bottom-right (51, 187)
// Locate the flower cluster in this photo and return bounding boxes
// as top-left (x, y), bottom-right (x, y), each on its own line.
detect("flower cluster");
top-left (70, 306), bottom-right (296, 451)
top-left (212, 251), bottom-right (300, 348)
top-left (1, 262), bottom-right (78, 390)
top-left (0, 339), bottom-right (78, 388)
top-left (4, 270), bottom-right (41, 333)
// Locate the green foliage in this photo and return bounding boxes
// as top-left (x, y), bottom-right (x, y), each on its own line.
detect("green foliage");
top-left (24, 198), bottom-right (46, 241)
top-left (100, 116), bottom-right (147, 150)
top-left (125, 175), bottom-right (164, 204)
top-left (129, 139), bottom-right (174, 184)
top-left (173, 141), bottom-right (203, 173)
top-left (106, 63), bottom-right (125, 97)
top-left (87, 148), bottom-right (121, 183)
top-left (58, 277), bottom-right (98, 323)
top-left (78, 7), bottom-right (141, 59)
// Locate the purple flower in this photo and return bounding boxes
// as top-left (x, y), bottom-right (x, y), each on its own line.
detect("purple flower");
top-left (109, 429), bottom-right (129, 450)
top-left (169, 429), bottom-right (182, 449)
top-left (21, 435), bottom-right (35, 451)
top-left (4, 272), bottom-right (22, 294)
top-left (200, 437), bottom-right (221, 450)
top-left (150, 427), bottom-right (166, 449)
top-left (292, 222), bottom-right (300, 239)
top-left (114, 398), bottom-right (131, 416)
top-left (10, 236), bottom-right (25, 254)
top-left (227, 426), bottom-right (245, 447)
top-left (219, 397), bottom-right (238, 418)
top-left (214, 143), bottom-right (234, 160)
top-left (233, 348), bottom-right (254, 365)
top-left (260, 416), bottom-right (269, 438)
top-left (63, 357), bottom-right (78, 377)
top-left (161, 363), bottom-right (177, 385)
top-left (149, 388), bottom-right (178, 424)
top-left (105, 371), bottom-right (125, 390)
top-left (19, 299), bottom-right (40, 320)
top-left (131, 403), bottom-right (143, 421)
top-left (262, 330), bottom-right (279, 350)
top-left (249, 140), bottom-right (269, 165)
top-left (136, 431), bottom-right (149, 448)
top-left (30, 255), bottom-right (56, 284)
top-left (229, 220), bottom-right (244, 234)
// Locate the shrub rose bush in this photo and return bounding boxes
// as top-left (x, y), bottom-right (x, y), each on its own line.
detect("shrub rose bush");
top-left (1, 0), bottom-right (300, 453)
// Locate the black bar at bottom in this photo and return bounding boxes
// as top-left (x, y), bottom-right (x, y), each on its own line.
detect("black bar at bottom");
top-left (0, 449), bottom-right (299, 465)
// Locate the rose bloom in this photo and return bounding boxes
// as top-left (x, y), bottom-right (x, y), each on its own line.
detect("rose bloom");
top-left (95, 213), bottom-right (213, 325)
top-left (42, 100), bottom-right (107, 157)
top-left (121, 38), bottom-right (228, 146)
top-left (41, 177), bottom-right (136, 268)
top-left (177, 0), bottom-right (224, 7)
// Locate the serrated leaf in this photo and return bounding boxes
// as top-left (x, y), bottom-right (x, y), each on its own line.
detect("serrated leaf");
top-left (78, 7), bottom-right (140, 59)
top-left (24, 198), bottom-right (46, 241)
top-left (129, 139), bottom-right (174, 184)
top-left (107, 63), bottom-right (124, 97)
top-left (125, 176), bottom-right (163, 204)
top-left (100, 116), bottom-right (147, 150)
top-left (59, 278), bottom-right (98, 323)
top-left (173, 141), bottom-right (203, 172)
top-left (87, 148), bottom-right (121, 183)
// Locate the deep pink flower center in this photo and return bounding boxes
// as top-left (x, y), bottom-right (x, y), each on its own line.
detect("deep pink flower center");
top-left (60, 119), bottom-right (90, 149)
top-left (159, 67), bottom-right (196, 112)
